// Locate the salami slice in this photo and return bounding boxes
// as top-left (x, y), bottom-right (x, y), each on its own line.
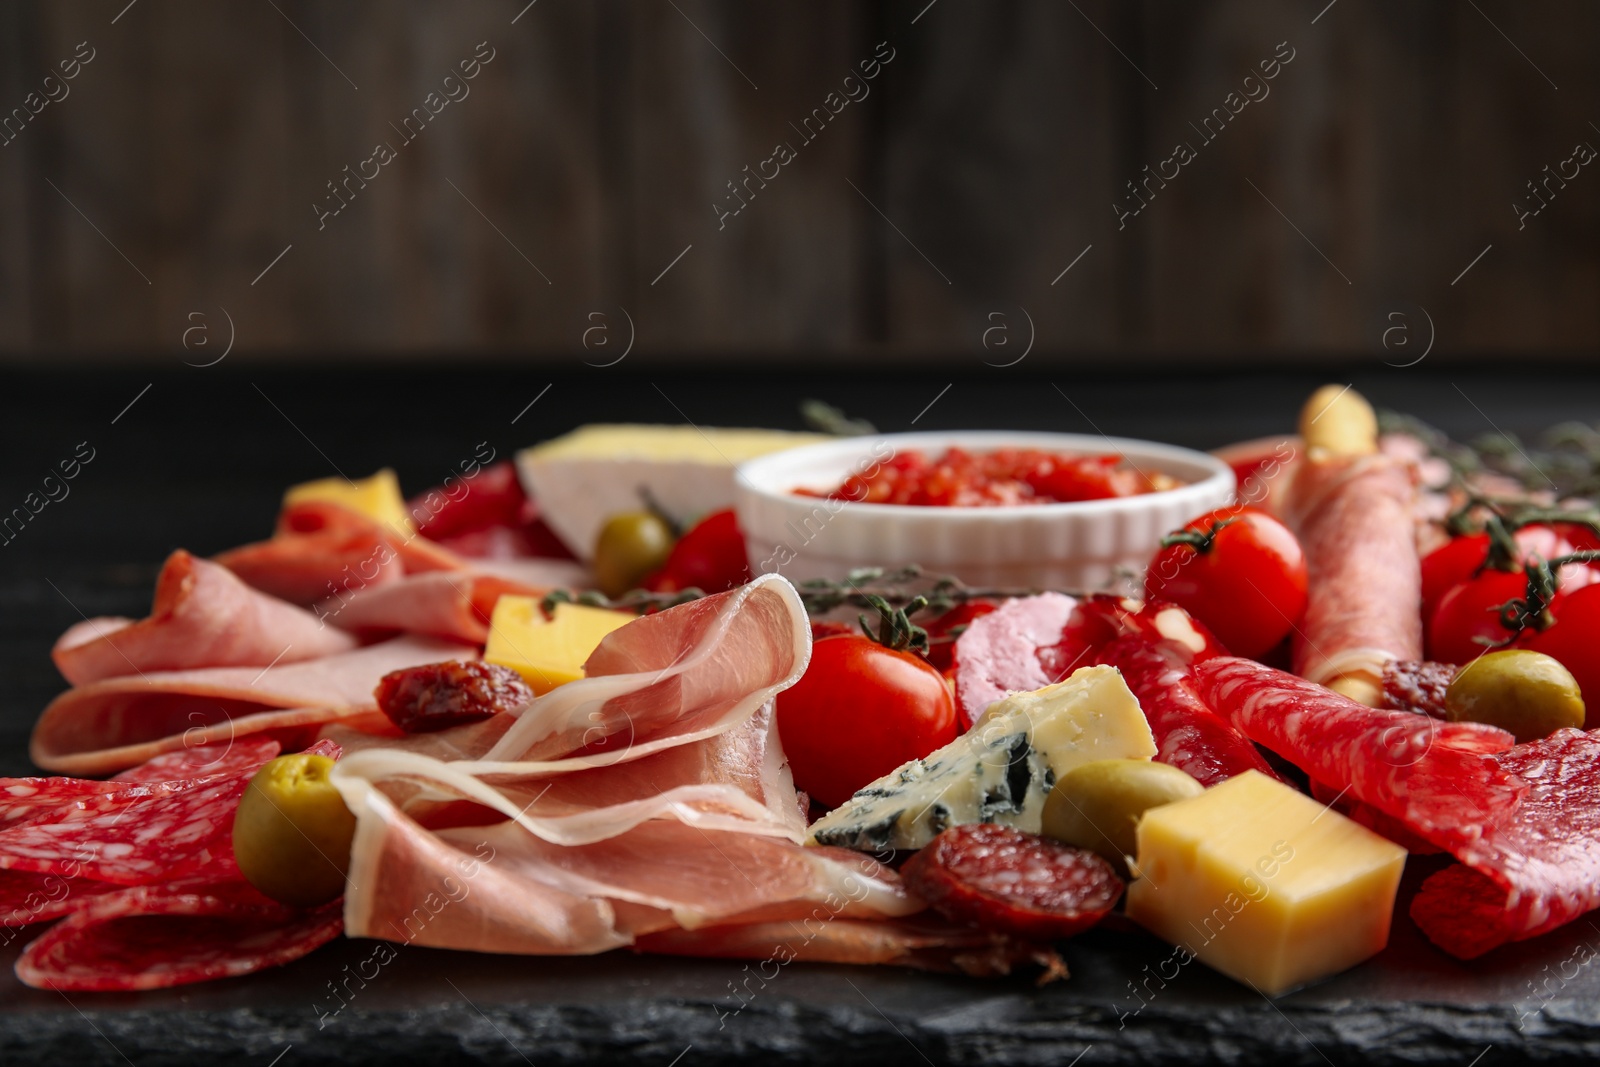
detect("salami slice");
top-left (1094, 636), bottom-right (1278, 787)
top-left (901, 824), bottom-right (1122, 941)
top-left (1409, 729), bottom-right (1600, 958)
top-left (1196, 657), bottom-right (1526, 846)
top-left (112, 738), bottom-right (283, 783)
top-left (1, 870), bottom-right (124, 928)
top-left (0, 740), bottom-right (334, 887)
top-left (14, 880), bottom-right (343, 991)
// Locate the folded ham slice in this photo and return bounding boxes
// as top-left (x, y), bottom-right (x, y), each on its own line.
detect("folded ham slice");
top-left (217, 500), bottom-right (586, 610)
top-left (32, 636), bottom-right (470, 776)
top-left (53, 550), bottom-right (358, 687)
top-left (215, 501), bottom-right (410, 606)
top-left (316, 571), bottom-right (556, 644)
top-left (1282, 454), bottom-right (1423, 705)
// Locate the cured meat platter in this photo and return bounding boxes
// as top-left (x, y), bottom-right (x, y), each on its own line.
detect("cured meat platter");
top-left (5, 367), bottom-right (1600, 1066)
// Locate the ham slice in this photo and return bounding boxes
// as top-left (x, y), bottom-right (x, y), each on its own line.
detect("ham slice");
top-left (951, 592), bottom-right (1078, 728)
top-left (1283, 454), bottom-right (1423, 705)
top-left (221, 500), bottom-right (589, 613)
top-left (15, 879), bottom-right (343, 991)
top-left (52, 550), bottom-right (357, 687)
top-left (317, 571), bottom-right (536, 643)
top-left (215, 501), bottom-right (409, 606)
top-left (31, 636), bottom-right (470, 776)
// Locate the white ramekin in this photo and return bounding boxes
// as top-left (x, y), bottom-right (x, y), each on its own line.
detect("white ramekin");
top-left (734, 431), bottom-right (1236, 592)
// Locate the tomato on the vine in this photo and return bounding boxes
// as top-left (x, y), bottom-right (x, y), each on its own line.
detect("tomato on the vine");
top-left (1144, 506), bottom-right (1308, 660)
top-left (1421, 525), bottom-right (1578, 625)
top-left (1427, 569), bottom-right (1553, 666)
top-left (776, 634), bottom-right (957, 809)
top-left (1526, 584), bottom-right (1600, 729)
top-left (643, 509), bottom-right (751, 594)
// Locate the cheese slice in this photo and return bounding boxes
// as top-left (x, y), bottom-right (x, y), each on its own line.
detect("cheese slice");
top-left (1126, 770), bottom-right (1407, 996)
top-left (484, 596), bottom-right (633, 694)
top-left (283, 468), bottom-right (413, 535)
top-left (806, 665), bottom-right (1155, 852)
top-left (516, 424), bottom-right (828, 560)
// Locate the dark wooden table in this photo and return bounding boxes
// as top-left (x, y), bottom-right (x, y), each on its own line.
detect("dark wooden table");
top-left (4, 362), bottom-right (1600, 1065)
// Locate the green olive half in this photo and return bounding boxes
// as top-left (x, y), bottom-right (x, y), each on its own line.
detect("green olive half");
top-left (592, 511), bottom-right (676, 598)
top-left (233, 753), bottom-right (357, 908)
top-left (1041, 759), bottom-right (1204, 876)
top-left (1445, 649), bottom-right (1585, 744)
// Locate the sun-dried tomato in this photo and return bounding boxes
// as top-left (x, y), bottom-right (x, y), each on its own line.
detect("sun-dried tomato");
top-left (374, 660), bottom-right (532, 733)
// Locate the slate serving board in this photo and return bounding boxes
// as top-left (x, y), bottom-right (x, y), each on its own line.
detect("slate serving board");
top-left (4, 364), bottom-right (1600, 1065)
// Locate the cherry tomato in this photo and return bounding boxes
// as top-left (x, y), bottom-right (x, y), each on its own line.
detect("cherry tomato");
top-left (643, 509), bottom-right (751, 594)
top-left (1420, 526), bottom-right (1576, 624)
top-left (1421, 534), bottom-right (1497, 626)
top-left (1527, 584), bottom-right (1600, 729)
top-left (1427, 568), bottom-right (1553, 665)
top-left (776, 635), bottom-right (958, 808)
top-left (1144, 507), bottom-right (1308, 660)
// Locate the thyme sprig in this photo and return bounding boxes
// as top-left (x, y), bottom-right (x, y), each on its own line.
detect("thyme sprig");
top-left (540, 564), bottom-right (1047, 619)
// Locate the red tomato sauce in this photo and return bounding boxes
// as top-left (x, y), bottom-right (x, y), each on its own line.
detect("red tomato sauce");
top-left (796, 447), bottom-right (1177, 507)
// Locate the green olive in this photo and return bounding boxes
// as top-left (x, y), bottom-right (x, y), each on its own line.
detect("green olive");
top-left (1040, 759), bottom-right (1204, 876)
top-left (233, 754), bottom-right (357, 908)
top-left (592, 511), bottom-right (676, 598)
top-left (1444, 649), bottom-right (1585, 744)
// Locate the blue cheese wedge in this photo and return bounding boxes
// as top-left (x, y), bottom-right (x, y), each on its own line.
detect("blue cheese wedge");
top-left (806, 665), bottom-right (1156, 852)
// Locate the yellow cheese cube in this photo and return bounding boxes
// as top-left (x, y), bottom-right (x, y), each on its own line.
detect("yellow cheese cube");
top-left (283, 468), bottom-right (413, 535)
top-left (1125, 770), bottom-right (1406, 996)
top-left (484, 596), bottom-right (633, 694)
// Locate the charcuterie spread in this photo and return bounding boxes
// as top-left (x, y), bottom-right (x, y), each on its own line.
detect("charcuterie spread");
top-left (9, 385), bottom-right (1600, 1003)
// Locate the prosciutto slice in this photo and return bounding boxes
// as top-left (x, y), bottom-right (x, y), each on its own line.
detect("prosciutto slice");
top-left (15, 880), bottom-right (343, 991)
top-left (1282, 454), bottom-right (1423, 705)
top-left (637, 914), bottom-right (1067, 980)
top-left (331, 576), bottom-right (933, 960)
top-left (32, 636), bottom-right (469, 776)
top-left (52, 550), bottom-right (357, 687)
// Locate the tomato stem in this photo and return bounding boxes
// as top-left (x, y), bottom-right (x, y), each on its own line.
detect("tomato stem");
top-left (858, 594), bottom-right (932, 654)
top-left (1160, 517), bottom-right (1236, 554)
top-left (1488, 549), bottom-right (1600, 640)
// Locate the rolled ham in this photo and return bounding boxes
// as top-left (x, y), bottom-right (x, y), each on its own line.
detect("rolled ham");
top-left (52, 550), bottom-right (358, 687)
top-left (1283, 454), bottom-right (1423, 705)
top-left (31, 635), bottom-right (472, 776)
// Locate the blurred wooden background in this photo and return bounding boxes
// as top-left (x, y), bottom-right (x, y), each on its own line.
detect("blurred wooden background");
top-left (0, 0), bottom-right (1595, 362)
